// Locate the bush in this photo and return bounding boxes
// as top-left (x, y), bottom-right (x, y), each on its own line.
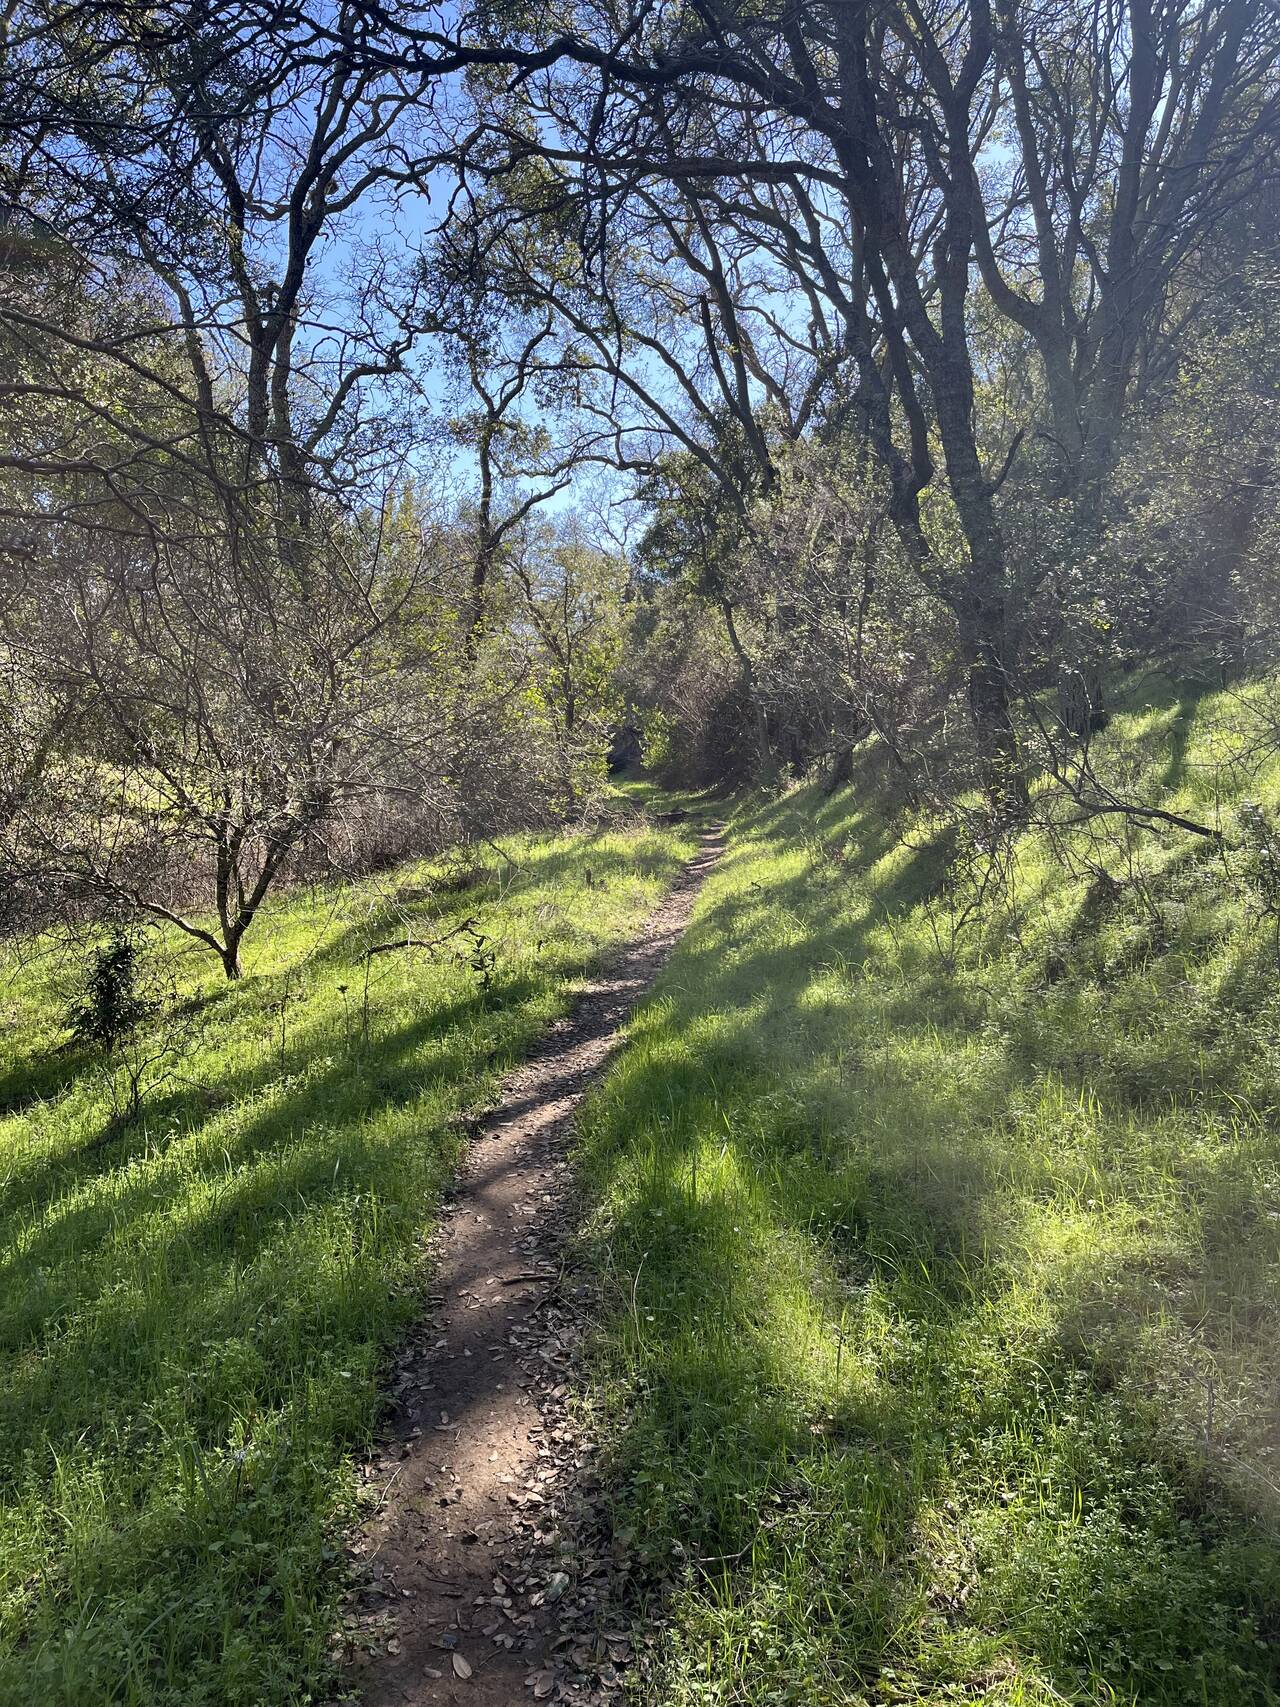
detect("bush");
top-left (67, 933), bottom-right (154, 1053)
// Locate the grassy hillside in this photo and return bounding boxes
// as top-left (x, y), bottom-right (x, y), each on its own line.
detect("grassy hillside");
top-left (578, 675), bottom-right (1280, 1705)
top-left (0, 814), bottom-right (700, 1706)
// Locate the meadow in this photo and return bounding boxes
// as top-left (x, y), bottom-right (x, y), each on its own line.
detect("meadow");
top-left (0, 813), bottom-right (698, 1705)
top-left (6, 674), bottom-right (1280, 1707)
top-left (577, 676), bottom-right (1280, 1705)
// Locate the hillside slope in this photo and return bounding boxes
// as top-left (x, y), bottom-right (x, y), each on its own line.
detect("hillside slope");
top-left (0, 814), bottom-right (699, 1705)
top-left (579, 674), bottom-right (1280, 1705)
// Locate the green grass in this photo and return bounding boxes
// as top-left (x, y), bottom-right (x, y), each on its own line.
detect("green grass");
top-left (0, 812), bottom-right (700, 1706)
top-left (577, 674), bottom-right (1280, 1705)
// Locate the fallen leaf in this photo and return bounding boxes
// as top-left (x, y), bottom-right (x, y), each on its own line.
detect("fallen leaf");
top-left (452, 1652), bottom-right (473, 1679)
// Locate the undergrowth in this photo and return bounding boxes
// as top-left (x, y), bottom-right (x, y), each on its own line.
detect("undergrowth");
top-left (578, 674), bottom-right (1280, 1706)
top-left (0, 812), bottom-right (700, 1705)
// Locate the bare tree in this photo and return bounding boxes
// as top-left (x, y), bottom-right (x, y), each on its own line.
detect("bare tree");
top-left (0, 5), bottom-right (582, 965)
top-left (2, 487), bottom-right (469, 975)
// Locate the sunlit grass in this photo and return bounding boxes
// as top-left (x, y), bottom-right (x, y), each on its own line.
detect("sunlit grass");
top-left (577, 674), bottom-right (1280, 1705)
top-left (0, 814), bottom-right (701, 1706)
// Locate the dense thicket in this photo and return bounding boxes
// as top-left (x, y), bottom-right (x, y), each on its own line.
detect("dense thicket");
top-left (483, 0), bottom-right (1280, 804)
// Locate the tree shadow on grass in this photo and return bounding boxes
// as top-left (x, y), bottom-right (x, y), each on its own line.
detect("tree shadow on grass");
top-left (0, 890), bottom-right (709, 1705)
top-left (571, 793), bottom-right (1280, 1705)
top-left (289, 831), bottom-right (685, 978)
top-left (0, 962), bottom-right (576, 1703)
top-left (2, 1359), bottom-right (355, 1705)
top-left (6, 1078), bottom-right (647, 1705)
top-left (0, 1044), bottom-right (93, 1120)
top-left (0, 965), bottom-right (549, 1370)
top-left (0, 818), bottom-right (705, 1702)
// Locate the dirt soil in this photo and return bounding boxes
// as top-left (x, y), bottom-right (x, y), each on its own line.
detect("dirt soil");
top-left (344, 827), bottom-right (724, 1707)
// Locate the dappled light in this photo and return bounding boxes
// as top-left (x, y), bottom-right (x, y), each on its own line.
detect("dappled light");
top-left (1, 0), bottom-right (1278, 1699)
top-left (575, 681), bottom-right (1280, 1703)
top-left (0, 824), bottom-right (696, 1701)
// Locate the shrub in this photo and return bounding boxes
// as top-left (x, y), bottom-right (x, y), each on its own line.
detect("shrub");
top-left (67, 932), bottom-right (154, 1053)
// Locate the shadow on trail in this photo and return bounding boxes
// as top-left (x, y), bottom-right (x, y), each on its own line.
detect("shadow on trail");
top-left (0, 808), bottom-right (711, 1706)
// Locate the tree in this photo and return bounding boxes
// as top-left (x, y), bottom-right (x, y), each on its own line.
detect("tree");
top-left (510, 515), bottom-right (629, 810)
top-left (0, 5), bottom-right (547, 967)
top-left (418, 204), bottom-right (614, 658)
top-left (452, 0), bottom-right (1279, 794)
top-left (2, 484), bottom-right (468, 976)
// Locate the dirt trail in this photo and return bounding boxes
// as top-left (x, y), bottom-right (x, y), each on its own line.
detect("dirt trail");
top-left (345, 826), bottom-right (724, 1707)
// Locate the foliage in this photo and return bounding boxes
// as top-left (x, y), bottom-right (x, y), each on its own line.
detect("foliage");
top-left (0, 5), bottom-right (1279, 1700)
top-left (66, 934), bottom-right (153, 1054)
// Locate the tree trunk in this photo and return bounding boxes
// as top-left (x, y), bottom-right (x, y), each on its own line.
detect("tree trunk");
top-left (711, 585), bottom-right (776, 784)
top-left (932, 372), bottom-right (1027, 809)
top-left (960, 609), bottom-right (1025, 810)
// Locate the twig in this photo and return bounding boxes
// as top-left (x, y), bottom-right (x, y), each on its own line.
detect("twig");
top-left (364, 918), bottom-right (480, 960)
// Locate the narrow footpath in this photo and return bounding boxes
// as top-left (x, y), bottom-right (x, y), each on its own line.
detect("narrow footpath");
top-left (345, 826), bottom-right (725, 1707)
